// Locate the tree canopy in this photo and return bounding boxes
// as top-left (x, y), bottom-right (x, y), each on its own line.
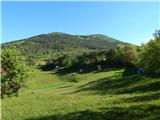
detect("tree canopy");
top-left (139, 31), bottom-right (160, 77)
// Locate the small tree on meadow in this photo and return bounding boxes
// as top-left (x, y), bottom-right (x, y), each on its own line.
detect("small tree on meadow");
top-left (1, 47), bottom-right (29, 96)
top-left (123, 45), bottom-right (138, 66)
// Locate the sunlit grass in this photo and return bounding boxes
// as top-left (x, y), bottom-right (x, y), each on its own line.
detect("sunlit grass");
top-left (2, 69), bottom-right (160, 120)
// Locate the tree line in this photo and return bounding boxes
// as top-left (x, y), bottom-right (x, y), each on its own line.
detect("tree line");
top-left (43, 31), bottom-right (160, 77)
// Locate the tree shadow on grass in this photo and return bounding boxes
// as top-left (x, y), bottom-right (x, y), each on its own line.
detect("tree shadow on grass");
top-left (52, 67), bottom-right (122, 76)
top-left (125, 91), bottom-right (160, 102)
top-left (54, 67), bottom-right (80, 76)
top-left (25, 104), bottom-right (160, 120)
top-left (42, 66), bottom-right (99, 76)
top-left (72, 75), bottom-right (160, 95)
top-left (119, 80), bottom-right (160, 94)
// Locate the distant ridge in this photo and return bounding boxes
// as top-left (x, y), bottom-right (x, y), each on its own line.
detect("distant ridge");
top-left (2, 32), bottom-right (130, 61)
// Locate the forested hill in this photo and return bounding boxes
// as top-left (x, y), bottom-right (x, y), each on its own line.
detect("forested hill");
top-left (2, 32), bottom-right (129, 61)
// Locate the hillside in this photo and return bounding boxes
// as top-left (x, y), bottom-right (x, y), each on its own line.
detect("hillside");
top-left (2, 32), bottom-right (128, 61)
top-left (2, 33), bottom-right (160, 120)
top-left (2, 68), bottom-right (160, 120)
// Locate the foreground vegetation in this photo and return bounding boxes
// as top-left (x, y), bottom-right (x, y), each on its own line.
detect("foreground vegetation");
top-left (2, 68), bottom-right (160, 120)
top-left (1, 47), bottom-right (29, 96)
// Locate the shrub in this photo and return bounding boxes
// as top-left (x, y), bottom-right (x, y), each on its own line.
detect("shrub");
top-left (64, 73), bottom-right (79, 83)
top-left (1, 47), bottom-right (29, 96)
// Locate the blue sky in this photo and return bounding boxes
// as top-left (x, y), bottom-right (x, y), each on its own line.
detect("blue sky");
top-left (1, 1), bottom-right (159, 45)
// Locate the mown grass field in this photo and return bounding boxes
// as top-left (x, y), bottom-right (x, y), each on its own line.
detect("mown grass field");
top-left (2, 68), bottom-right (160, 120)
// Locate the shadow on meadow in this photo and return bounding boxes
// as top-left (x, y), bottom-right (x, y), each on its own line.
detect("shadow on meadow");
top-left (72, 74), bottom-right (160, 95)
top-left (43, 65), bottom-right (122, 76)
top-left (25, 104), bottom-right (160, 120)
top-left (40, 65), bottom-right (100, 75)
top-left (125, 91), bottom-right (160, 102)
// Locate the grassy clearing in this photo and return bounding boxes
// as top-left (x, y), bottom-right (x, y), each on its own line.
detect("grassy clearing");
top-left (2, 69), bottom-right (160, 120)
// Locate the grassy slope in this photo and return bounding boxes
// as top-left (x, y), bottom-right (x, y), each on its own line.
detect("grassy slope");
top-left (2, 69), bottom-right (160, 120)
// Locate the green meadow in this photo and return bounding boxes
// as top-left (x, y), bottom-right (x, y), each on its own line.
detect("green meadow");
top-left (2, 2), bottom-right (160, 120)
top-left (2, 68), bottom-right (160, 120)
